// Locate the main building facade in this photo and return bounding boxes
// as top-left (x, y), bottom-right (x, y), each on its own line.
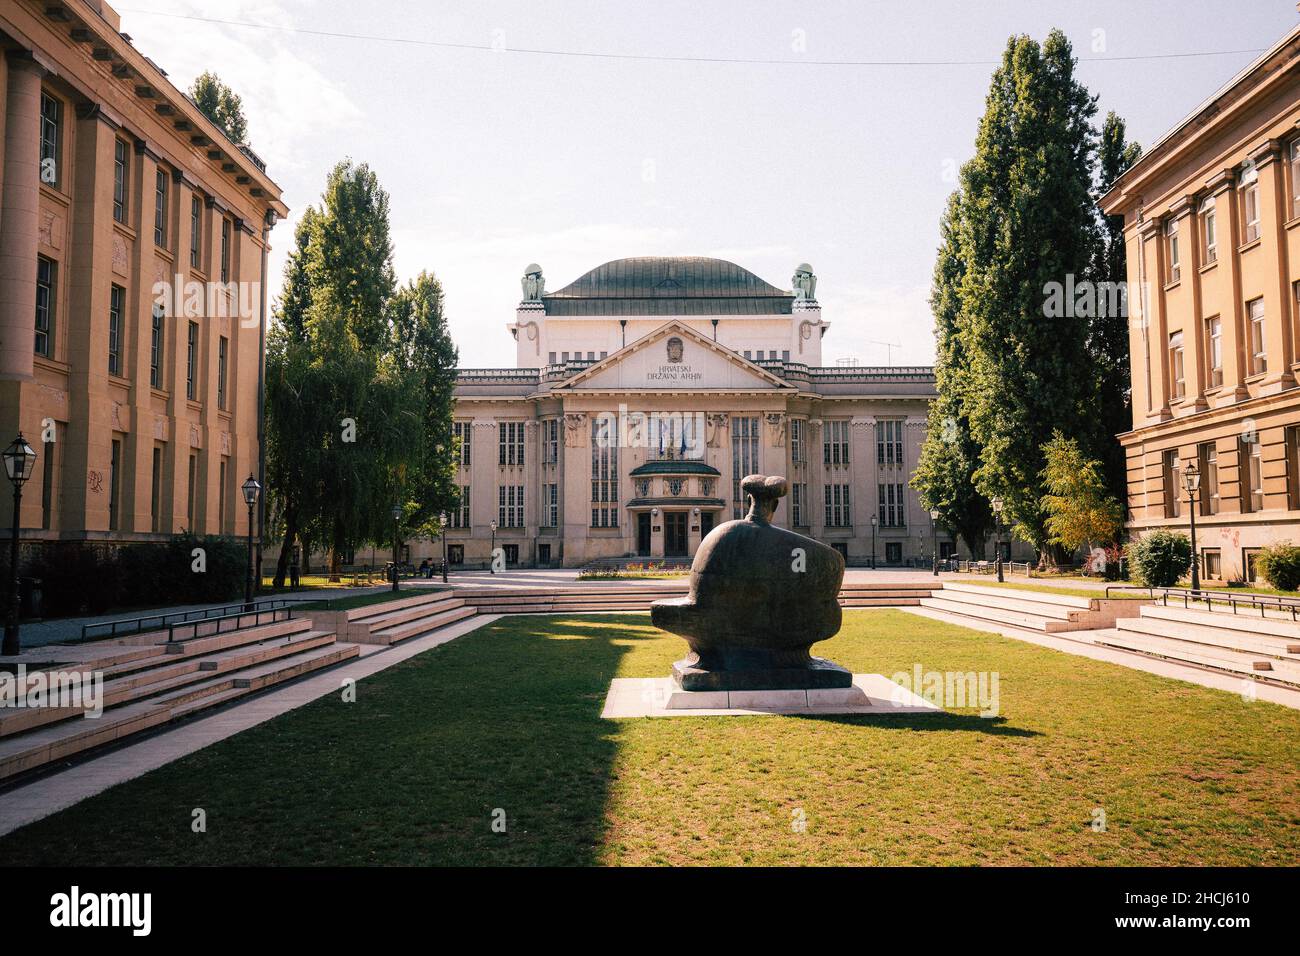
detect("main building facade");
top-left (441, 257), bottom-right (949, 569)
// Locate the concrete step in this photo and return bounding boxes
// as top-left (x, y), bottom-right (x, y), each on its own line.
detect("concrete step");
top-left (370, 605), bottom-right (478, 644)
top-left (163, 617), bottom-right (311, 657)
top-left (840, 598), bottom-right (922, 607)
top-left (932, 586), bottom-right (1082, 620)
top-left (1117, 616), bottom-right (1300, 661)
top-left (348, 590), bottom-right (460, 624)
top-left (918, 596), bottom-right (1069, 633)
top-left (944, 581), bottom-right (1097, 609)
top-left (231, 642), bottom-right (359, 691)
top-left (354, 596), bottom-right (466, 634)
top-left (1093, 630), bottom-right (1300, 686)
top-left (1140, 604), bottom-right (1300, 645)
top-left (0, 638), bottom-right (360, 781)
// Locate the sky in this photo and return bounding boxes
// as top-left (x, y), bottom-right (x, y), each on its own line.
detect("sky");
top-left (114, 0), bottom-right (1300, 368)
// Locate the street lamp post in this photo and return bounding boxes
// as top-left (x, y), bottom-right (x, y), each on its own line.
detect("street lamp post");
top-left (240, 475), bottom-right (261, 611)
top-left (870, 515), bottom-right (878, 570)
top-left (991, 496), bottom-right (1005, 583)
top-left (3, 434), bottom-right (37, 657)
top-left (489, 519), bottom-right (498, 574)
top-left (930, 509), bottom-right (940, 576)
top-left (439, 511), bottom-right (449, 583)
top-left (391, 504), bottom-right (402, 592)
top-left (1184, 461), bottom-right (1202, 592)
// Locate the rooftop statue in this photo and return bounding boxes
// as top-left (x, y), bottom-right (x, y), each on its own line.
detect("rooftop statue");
top-left (521, 263), bottom-right (545, 302)
top-left (792, 262), bottom-right (817, 302)
top-left (651, 474), bottom-right (850, 691)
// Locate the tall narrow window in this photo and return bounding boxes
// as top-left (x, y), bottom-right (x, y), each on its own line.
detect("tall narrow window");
top-left (220, 217), bottom-right (231, 282)
top-left (1204, 316), bottom-right (1222, 389)
top-left (542, 419), bottom-right (559, 465)
top-left (108, 284), bottom-right (124, 376)
top-left (791, 482), bottom-right (806, 526)
top-left (451, 485), bottom-right (470, 528)
top-left (35, 256), bottom-right (54, 357)
top-left (1199, 442), bottom-right (1219, 516)
top-left (186, 453), bottom-right (197, 529)
top-left (497, 422), bottom-right (524, 466)
top-left (731, 416), bottom-right (759, 519)
top-left (150, 305), bottom-right (164, 388)
top-left (39, 92), bottom-right (60, 188)
top-left (217, 335), bottom-right (229, 410)
top-left (190, 195), bottom-right (202, 269)
top-left (1291, 140), bottom-right (1300, 221)
top-left (151, 446), bottom-right (163, 533)
top-left (823, 420), bottom-right (850, 466)
top-left (41, 426), bottom-right (57, 530)
top-left (218, 459), bottom-right (227, 532)
top-left (1163, 449), bottom-right (1181, 519)
top-left (1247, 298), bottom-right (1267, 375)
top-left (790, 418), bottom-right (804, 463)
top-left (186, 321), bottom-right (199, 400)
top-left (878, 482), bottom-right (905, 526)
top-left (825, 484), bottom-right (851, 528)
top-left (1168, 331), bottom-right (1185, 400)
top-left (113, 139), bottom-right (128, 223)
top-left (1200, 197), bottom-right (1217, 264)
top-left (497, 484), bottom-right (524, 528)
top-left (545, 483), bottom-right (559, 528)
top-left (1240, 161), bottom-right (1260, 244)
top-left (591, 417), bottom-right (618, 528)
top-left (1287, 426), bottom-right (1300, 511)
top-left (1165, 218), bottom-right (1180, 283)
top-left (876, 419), bottom-right (903, 465)
top-left (154, 169), bottom-right (169, 247)
top-left (109, 438), bottom-right (121, 531)
top-left (453, 421), bottom-right (472, 468)
top-left (1241, 439), bottom-right (1263, 513)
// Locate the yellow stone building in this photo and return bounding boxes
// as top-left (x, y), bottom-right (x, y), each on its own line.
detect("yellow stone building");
top-left (1102, 22), bottom-right (1300, 583)
top-left (437, 257), bottom-right (955, 569)
top-left (0, 1), bottom-right (287, 547)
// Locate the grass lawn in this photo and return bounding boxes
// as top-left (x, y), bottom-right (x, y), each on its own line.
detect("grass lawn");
top-left (2, 609), bottom-right (1297, 866)
top-left (951, 580), bottom-right (1149, 601)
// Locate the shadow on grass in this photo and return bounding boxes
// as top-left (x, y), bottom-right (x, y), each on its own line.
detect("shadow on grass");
top-left (0, 614), bottom-right (640, 867)
top-left (796, 712), bottom-right (1041, 737)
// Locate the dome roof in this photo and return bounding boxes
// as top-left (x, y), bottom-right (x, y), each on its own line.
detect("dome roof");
top-left (543, 257), bottom-right (793, 316)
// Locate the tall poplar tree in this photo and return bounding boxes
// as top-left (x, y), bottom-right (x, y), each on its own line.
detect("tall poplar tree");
top-left (958, 30), bottom-right (1101, 562)
top-left (913, 193), bottom-right (993, 557)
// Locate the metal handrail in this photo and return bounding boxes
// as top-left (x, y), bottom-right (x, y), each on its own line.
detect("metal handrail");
top-left (166, 605), bottom-right (292, 643)
top-left (81, 598), bottom-right (296, 642)
top-left (1104, 585), bottom-right (1300, 621)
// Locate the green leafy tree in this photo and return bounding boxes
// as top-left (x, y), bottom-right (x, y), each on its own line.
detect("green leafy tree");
top-left (1040, 431), bottom-right (1124, 555)
top-left (189, 71), bottom-right (248, 144)
top-left (913, 193), bottom-right (993, 557)
top-left (264, 162), bottom-right (459, 583)
top-left (957, 30), bottom-right (1101, 564)
top-left (1090, 111), bottom-right (1142, 503)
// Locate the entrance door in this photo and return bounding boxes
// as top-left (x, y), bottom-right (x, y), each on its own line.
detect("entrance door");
top-left (665, 512), bottom-right (688, 557)
top-left (700, 512), bottom-right (715, 538)
top-left (637, 513), bottom-right (652, 556)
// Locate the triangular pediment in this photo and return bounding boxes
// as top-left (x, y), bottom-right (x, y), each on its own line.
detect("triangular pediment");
top-left (555, 321), bottom-right (792, 391)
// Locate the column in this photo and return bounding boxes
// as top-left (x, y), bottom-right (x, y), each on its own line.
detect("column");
top-left (0, 53), bottom-right (45, 381)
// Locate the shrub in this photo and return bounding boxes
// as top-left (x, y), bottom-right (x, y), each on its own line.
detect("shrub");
top-left (1255, 543), bottom-right (1300, 592)
top-left (20, 535), bottom-right (247, 617)
top-left (1124, 530), bottom-right (1191, 588)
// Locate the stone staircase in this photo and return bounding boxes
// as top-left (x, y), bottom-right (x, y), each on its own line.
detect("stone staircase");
top-left (0, 613), bottom-right (357, 781)
top-left (839, 582), bottom-right (936, 607)
top-left (1093, 604), bottom-right (1300, 687)
top-left (918, 582), bottom-right (1142, 633)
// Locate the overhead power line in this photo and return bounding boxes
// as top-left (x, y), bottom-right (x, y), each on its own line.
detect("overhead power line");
top-left (116, 8), bottom-right (1268, 68)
